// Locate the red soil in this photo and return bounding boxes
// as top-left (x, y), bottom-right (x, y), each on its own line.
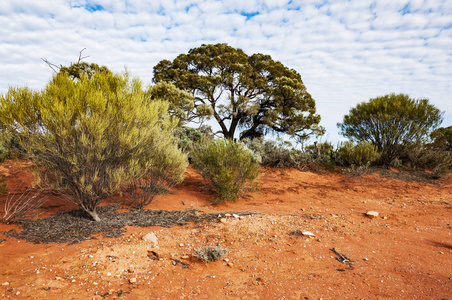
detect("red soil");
top-left (0, 159), bottom-right (451, 299)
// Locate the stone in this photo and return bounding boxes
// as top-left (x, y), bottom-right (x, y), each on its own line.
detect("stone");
top-left (224, 213), bottom-right (231, 217)
top-left (366, 211), bottom-right (379, 218)
top-left (239, 216), bottom-right (245, 220)
top-left (301, 231), bottom-right (315, 237)
top-left (1, 282), bottom-right (9, 286)
top-left (232, 214), bottom-right (239, 219)
top-left (129, 278), bottom-right (137, 284)
top-left (219, 218), bottom-right (227, 223)
top-left (142, 232), bottom-right (158, 247)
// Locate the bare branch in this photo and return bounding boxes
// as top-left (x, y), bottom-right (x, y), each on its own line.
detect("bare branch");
top-left (77, 48), bottom-right (89, 63)
top-left (41, 57), bottom-right (60, 73)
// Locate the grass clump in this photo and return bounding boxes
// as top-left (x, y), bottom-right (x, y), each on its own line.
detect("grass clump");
top-left (191, 139), bottom-right (260, 203)
top-left (193, 245), bottom-right (227, 262)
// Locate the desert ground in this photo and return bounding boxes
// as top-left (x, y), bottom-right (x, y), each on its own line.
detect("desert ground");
top-left (0, 159), bottom-right (451, 299)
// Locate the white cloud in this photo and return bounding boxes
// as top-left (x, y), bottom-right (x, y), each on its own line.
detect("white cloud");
top-left (0, 0), bottom-right (451, 142)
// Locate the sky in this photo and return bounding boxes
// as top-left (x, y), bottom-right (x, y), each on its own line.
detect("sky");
top-left (1, 0), bottom-right (451, 143)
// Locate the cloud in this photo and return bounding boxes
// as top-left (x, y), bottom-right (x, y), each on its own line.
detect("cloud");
top-left (0, 0), bottom-right (451, 142)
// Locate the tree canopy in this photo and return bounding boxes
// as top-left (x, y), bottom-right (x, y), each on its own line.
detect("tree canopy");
top-left (338, 93), bottom-right (443, 163)
top-left (153, 43), bottom-right (323, 140)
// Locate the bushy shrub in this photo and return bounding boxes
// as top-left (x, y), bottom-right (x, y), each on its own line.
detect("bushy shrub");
top-left (335, 141), bottom-right (381, 167)
top-left (175, 126), bottom-right (214, 153)
top-left (191, 139), bottom-right (260, 203)
top-left (404, 144), bottom-right (452, 178)
top-left (243, 138), bottom-right (311, 168)
top-left (193, 245), bottom-right (227, 262)
top-left (338, 93), bottom-right (443, 163)
top-left (124, 137), bottom-right (188, 209)
top-left (0, 71), bottom-right (186, 221)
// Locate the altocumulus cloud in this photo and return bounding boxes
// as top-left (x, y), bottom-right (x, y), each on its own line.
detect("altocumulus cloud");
top-left (0, 0), bottom-right (451, 141)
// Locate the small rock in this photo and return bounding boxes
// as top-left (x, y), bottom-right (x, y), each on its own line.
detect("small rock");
top-left (239, 216), bottom-right (245, 220)
top-left (179, 243), bottom-right (184, 247)
top-left (181, 255), bottom-right (189, 259)
top-left (93, 282), bottom-right (98, 285)
top-left (366, 211), bottom-right (379, 218)
top-left (300, 208), bottom-right (305, 211)
top-left (142, 232), bottom-right (158, 246)
top-left (227, 262), bottom-right (233, 267)
top-left (224, 213), bottom-right (231, 217)
top-left (1, 282), bottom-right (9, 286)
top-left (302, 231), bottom-right (315, 237)
top-left (129, 278), bottom-right (137, 284)
top-left (363, 258), bottom-right (369, 261)
top-left (382, 216), bottom-right (388, 220)
top-left (219, 218), bottom-right (227, 223)
top-left (232, 214), bottom-right (239, 219)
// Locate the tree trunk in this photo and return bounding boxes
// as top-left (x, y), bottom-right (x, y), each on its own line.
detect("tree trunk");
top-left (87, 209), bottom-right (101, 222)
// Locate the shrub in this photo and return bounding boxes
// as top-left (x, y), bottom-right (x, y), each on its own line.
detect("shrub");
top-left (243, 138), bottom-right (311, 168)
top-left (175, 126), bottom-right (214, 153)
top-left (404, 144), bottom-right (452, 178)
top-left (335, 141), bottom-right (381, 167)
top-left (193, 245), bottom-right (227, 262)
top-left (338, 93), bottom-right (443, 163)
top-left (191, 139), bottom-right (260, 203)
top-left (0, 71), bottom-right (185, 221)
top-left (124, 137), bottom-right (188, 209)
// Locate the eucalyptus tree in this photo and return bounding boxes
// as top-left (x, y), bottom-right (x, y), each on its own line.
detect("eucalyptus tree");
top-left (153, 43), bottom-right (323, 140)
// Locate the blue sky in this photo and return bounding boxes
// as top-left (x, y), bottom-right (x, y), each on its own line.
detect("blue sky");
top-left (1, 0), bottom-right (451, 143)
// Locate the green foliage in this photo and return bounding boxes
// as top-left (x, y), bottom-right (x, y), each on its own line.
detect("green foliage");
top-left (191, 139), bottom-right (260, 203)
top-left (430, 126), bottom-right (452, 151)
top-left (338, 93), bottom-right (443, 163)
top-left (335, 141), bottom-right (381, 167)
top-left (175, 126), bottom-right (214, 153)
top-left (146, 81), bottom-right (194, 126)
top-left (154, 43), bottom-right (323, 140)
top-left (124, 135), bottom-right (188, 209)
top-left (0, 70), bottom-right (185, 221)
top-left (59, 62), bottom-right (112, 80)
top-left (0, 139), bottom-right (7, 163)
top-left (243, 138), bottom-right (311, 168)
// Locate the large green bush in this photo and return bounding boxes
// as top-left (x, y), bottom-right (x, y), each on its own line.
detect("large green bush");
top-left (338, 93), bottom-right (443, 163)
top-left (191, 139), bottom-right (260, 203)
top-left (0, 71), bottom-right (187, 221)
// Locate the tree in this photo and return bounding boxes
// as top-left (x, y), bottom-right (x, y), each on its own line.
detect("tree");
top-left (430, 126), bottom-right (452, 151)
top-left (0, 70), bottom-right (187, 221)
top-left (153, 43), bottom-right (323, 140)
top-left (338, 93), bottom-right (443, 163)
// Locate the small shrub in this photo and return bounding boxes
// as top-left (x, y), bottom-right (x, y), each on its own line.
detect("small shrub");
top-left (335, 141), bottom-right (381, 167)
top-left (243, 138), bottom-right (311, 168)
top-left (191, 139), bottom-right (260, 203)
top-left (193, 245), bottom-right (227, 262)
top-left (175, 126), bottom-right (214, 156)
top-left (404, 144), bottom-right (452, 178)
top-left (124, 139), bottom-right (188, 209)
